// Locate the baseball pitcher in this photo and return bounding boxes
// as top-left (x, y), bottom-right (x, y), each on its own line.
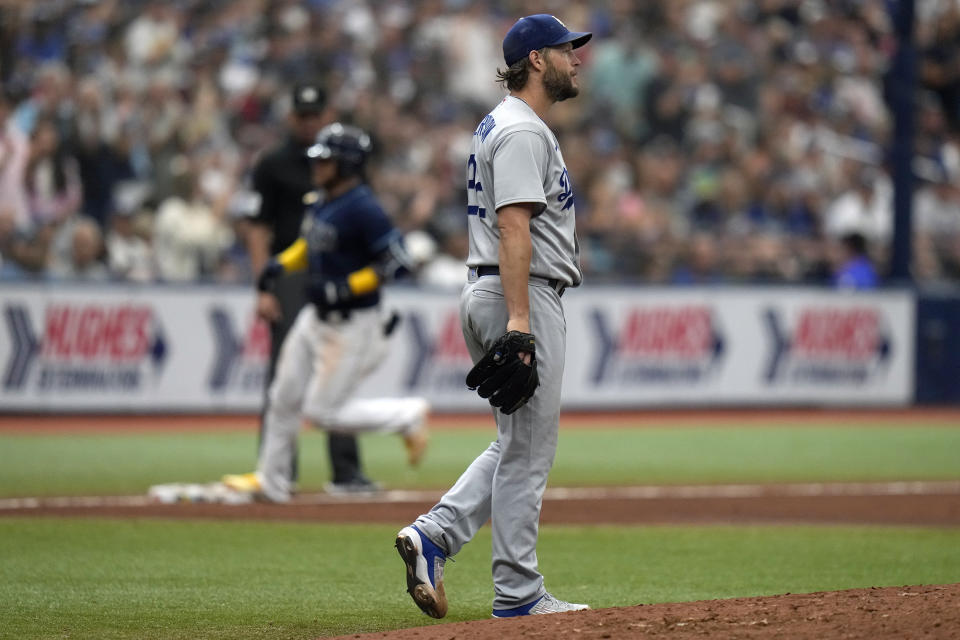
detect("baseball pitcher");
top-left (396, 14), bottom-right (592, 619)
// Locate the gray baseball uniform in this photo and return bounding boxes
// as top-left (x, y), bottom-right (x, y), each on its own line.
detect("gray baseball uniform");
top-left (413, 95), bottom-right (581, 609)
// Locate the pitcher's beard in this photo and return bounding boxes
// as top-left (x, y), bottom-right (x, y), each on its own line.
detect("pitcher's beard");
top-left (544, 64), bottom-right (578, 102)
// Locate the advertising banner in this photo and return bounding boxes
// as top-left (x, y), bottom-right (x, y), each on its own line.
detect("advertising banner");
top-left (0, 285), bottom-right (267, 411)
top-left (0, 284), bottom-right (915, 412)
top-left (550, 287), bottom-right (915, 407)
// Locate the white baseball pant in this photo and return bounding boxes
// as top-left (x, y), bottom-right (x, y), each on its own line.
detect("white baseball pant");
top-left (257, 304), bottom-right (426, 502)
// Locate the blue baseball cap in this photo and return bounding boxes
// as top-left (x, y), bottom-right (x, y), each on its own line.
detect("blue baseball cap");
top-left (502, 14), bottom-right (592, 67)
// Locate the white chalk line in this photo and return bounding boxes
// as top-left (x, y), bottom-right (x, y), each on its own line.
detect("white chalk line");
top-left (1, 481), bottom-right (958, 511)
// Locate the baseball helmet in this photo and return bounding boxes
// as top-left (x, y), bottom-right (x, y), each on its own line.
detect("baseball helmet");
top-left (306, 123), bottom-right (373, 179)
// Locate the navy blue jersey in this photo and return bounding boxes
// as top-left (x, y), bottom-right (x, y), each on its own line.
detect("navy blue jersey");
top-left (301, 184), bottom-right (400, 308)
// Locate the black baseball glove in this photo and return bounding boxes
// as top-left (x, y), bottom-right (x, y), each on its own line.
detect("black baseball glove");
top-left (465, 330), bottom-right (539, 415)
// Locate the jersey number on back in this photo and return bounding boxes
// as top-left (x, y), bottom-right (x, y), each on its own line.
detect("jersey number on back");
top-left (466, 154), bottom-right (486, 219)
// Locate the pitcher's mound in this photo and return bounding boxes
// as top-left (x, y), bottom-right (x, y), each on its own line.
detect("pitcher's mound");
top-left (328, 583), bottom-right (958, 640)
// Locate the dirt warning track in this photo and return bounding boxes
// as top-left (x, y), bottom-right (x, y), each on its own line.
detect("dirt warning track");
top-left (1, 407), bottom-right (958, 433)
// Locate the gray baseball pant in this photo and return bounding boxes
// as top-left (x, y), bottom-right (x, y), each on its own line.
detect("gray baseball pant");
top-left (414, 274), bottom-right (565, 610)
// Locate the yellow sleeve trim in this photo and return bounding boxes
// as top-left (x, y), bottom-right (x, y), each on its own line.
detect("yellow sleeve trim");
top-left (347, 266), bottom-right (380, 295)
top-left (276, 238), bottom-right (308, 273)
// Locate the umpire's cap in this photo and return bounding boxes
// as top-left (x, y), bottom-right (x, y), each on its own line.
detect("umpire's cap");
top-left (306, 123), bottom-right (372, 177)
top-left (502, 14), bottom-right (592, 67)
top-left (292, 82), bottom-right (326, 115)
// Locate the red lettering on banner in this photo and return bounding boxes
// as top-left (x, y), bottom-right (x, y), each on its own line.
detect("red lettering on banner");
top-left (129, 308), bottom-right (151, 357)
top-left (107, 308), bottom-right (131, 358)
top-left (618, 307), bottom-right (712, 357)
top-left (436, 313), bottom-right (470, 362)
top-left (42, 305), bottom-right (152, 361)
top-left (244, 318), bottom-right (271, 359)
top-left (43, 306), bottom-right (70, 357)
top-left (793, 308), bottom-right (879, 359)
top-left (76, 307), bottom-right (102, 357)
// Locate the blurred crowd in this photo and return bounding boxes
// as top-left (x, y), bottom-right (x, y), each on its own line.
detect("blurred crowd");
top-left (0, 0), bottom-right (958, 288)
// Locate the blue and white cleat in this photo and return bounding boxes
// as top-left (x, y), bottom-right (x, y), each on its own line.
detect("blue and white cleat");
top-left (492, 592), bottom-right (590, 618)
top-left (395, 525), bottom-right (448, 618)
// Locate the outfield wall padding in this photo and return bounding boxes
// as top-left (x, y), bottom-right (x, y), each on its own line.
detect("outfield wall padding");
top-left (915, 294), bottom-right (960, 404)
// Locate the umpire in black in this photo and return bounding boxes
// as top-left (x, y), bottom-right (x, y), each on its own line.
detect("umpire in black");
top-left (245, 82), bottom-right (376, 492)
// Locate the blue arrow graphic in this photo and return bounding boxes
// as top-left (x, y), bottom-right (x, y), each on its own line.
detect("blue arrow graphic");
top-left (404, 314), bottom-right (433, 389)
top-left (590, 308), bottom-right (617, 385)
top-left (208, 308), bottom-right (243, 391)
top-left (763, 309), bottom-right (790, 383)
top-left (3, 305), bottom-right (40, 390)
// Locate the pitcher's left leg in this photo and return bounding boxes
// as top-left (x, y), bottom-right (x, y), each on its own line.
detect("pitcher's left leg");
top-left (489, 285), bottom-right (565, 610)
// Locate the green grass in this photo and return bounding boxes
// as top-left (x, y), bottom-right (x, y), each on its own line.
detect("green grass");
top-left (1, 418), bottom-right (958, 638)
top-left (0, 423), bottom-right (958, 497)
top-left (1, 518), bottom-right (958, 639)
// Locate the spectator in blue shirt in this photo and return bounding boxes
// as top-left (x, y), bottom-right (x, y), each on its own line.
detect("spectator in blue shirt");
top-left (834, 232), bottom-right (879, 289)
